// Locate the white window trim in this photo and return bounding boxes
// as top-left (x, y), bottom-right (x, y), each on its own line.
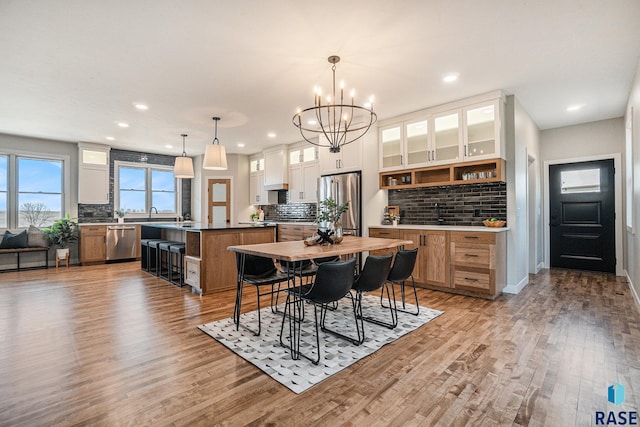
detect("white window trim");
top-left (0, 150), bottom-right (71, 230)
top-left (114, 160), bottom-right (181, 219)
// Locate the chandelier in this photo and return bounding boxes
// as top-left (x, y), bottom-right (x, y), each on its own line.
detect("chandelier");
top-left (292, 55), bottom-right (377, 153)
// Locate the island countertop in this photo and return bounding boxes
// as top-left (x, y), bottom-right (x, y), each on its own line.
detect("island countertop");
top-left (140, 222), bottom-right (276, 231)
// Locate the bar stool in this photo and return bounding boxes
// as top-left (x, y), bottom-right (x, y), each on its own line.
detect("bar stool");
top-left (141, 238), bottom-right (163, 271)
top-left (169, 243), bottom-right (186, 287)
top-left (158, 241), bottom-right (180, 281)
top-left (147, 240), bottom-right (171, 276)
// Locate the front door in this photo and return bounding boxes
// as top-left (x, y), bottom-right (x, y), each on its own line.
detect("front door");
top-left (549, 159), bottom-right (615, 273)
top-left (208, 179), bottom-right (230, 224)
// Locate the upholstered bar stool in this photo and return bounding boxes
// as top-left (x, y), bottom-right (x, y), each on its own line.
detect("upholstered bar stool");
top-left (168, 243), bottom-right (186, 287)
top-left (158, 241), bottom-right (180, 281)
top-left (141, 238), bottom-right (164, 271)
top-left (147, 239), bottom-right (171, 276)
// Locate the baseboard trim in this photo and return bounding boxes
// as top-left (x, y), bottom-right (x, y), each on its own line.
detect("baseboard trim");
top-left (626, 270), bottom-right (640, 310)
top-left (503, 274), bottom-right (530, 294)
top-left (535, 262), bottom-right (544, 274)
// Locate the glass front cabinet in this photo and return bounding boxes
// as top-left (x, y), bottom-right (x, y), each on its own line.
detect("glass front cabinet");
top-left (378, 93), bottom-right (504, 172)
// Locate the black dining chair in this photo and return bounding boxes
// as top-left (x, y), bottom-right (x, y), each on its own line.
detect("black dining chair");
top-left (349, 253), bottom-right (395, 343)
top-left (234, 253), bottom-right (289, 336)
top-left (382, 248), bottom-right (420, 315)
top-left (279, 258), bottom-right (357, 365)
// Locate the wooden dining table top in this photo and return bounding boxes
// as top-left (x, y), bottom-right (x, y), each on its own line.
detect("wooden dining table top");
top-left (227, 236), bottom-right (413, 261)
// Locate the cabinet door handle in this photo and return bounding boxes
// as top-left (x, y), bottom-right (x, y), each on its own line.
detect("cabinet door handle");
top-left (464, 277), bottom-right (479, 282)
top-left (464, 253), bottom-right (478, 257)
top-left (300, 191), bottom-right (303, 199)
top-left (400, 155), bottom-right (403, 165)
top-left (464, 145), bottom-right (468, 157)
top-left (464, 235), bottom-right (479, 239)
top-left (432, 150), bottom-right (435, 161)
top-left (427, 151), bottom-right (431, 162)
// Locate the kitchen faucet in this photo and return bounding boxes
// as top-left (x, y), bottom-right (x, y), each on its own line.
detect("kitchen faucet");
top-left (149, 206), bottom-right (158, 221)
top-left (435, 203), bottom-right (444, 224)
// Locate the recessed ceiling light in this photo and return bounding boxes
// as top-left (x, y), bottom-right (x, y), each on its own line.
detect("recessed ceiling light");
top-left (134, 103), bottom-right (148, 110)
top-left (267, 133), bottom-right (276, 138)
top-left (443, 73), bottom-right (460, 83)
top-left (165, 144), bottom-right (173, 149)
top-left (117, 122), bottom-right (129, 128)
top-left (567, 105), bottom-right (583, 112)
top-left (106, 136), bottom-right (115, 141)
top-left (237, 143), bottom-right (245, 148)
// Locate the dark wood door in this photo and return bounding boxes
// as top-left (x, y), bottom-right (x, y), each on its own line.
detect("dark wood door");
top-left (549, 159), bottom-right (615, 273)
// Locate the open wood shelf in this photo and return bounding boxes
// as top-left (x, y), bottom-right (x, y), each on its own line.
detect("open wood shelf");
top-left (379, 158), bottom-right (505, 190)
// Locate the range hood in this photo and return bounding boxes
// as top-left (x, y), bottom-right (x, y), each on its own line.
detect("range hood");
top-left (263, 145), bottom-right (288, 191)
top-left (264, 183), bottom-right (288, 191)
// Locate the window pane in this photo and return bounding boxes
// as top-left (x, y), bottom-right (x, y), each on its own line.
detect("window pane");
top-left (119, 167), bottom-right (146, 191)
top-left (120, 190), bottom-right (146, 213)
top-left (152, 191), bottom-right (175, 213)
top-left (18, 157), bottom-right (62, 193)
top-left (18, 193), bottom-right (61, 227)
top-left (152, 169), bottom-right (174, 191)
top-left (0, 156), bottom-right (6, 228)
top-left (302, 147), bottom-right (315, 162)
top-left (561, 169), bottom-right (600, 193)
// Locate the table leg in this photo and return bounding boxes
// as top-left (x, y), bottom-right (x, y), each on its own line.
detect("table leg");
top-left (233, 253), bottom-right (246, 329)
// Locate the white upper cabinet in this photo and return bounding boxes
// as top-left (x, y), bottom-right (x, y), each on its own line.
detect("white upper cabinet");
top-left (288, 145), bottom-right (319, 204)
top-left (463, 100), bottom-right (502, 161)
top-left (78, 143), bottom-right (110, 204)
top-left (318, 136), bottom-right (363, 174)
top-left (263, 145), bottom-right (288, 190)
top-left (432, 110), bottom-right (463, 165)
top-left (378, 92), bottom-right (504, 171)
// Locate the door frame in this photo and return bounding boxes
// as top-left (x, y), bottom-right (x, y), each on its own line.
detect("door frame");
top-left (543, 153), bottom-right (623, 276)
top-left (207, 178), bottom-right (232, 224)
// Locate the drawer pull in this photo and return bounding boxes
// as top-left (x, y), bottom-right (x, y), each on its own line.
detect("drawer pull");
top-left (464, 254), bottom-right (478, 257)
top-left (464, 277), bottom-right (479, 282)
top-left (464, 235), bottom-right (479, 239)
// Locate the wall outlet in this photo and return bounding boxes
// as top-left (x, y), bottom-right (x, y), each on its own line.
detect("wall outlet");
top-left (474, 209), bottom-right (480, 217)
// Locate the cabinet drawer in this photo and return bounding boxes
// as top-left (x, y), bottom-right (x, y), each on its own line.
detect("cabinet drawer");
top-left (369, 228), bottom-right (400, 239)
top-left (80, 225), bottom-right (106, 235)
top-left (452, 268), bottom-right (491, 292)
top-left (450, 231), bottom-right (495, 244)
top-left (452, 243), bottom-right (491, 267)
top-left (184, 256), bottom-right (201, 289)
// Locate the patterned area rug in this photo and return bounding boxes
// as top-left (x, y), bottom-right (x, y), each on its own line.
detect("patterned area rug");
top-left (198, 295), bottom-right (443, 394)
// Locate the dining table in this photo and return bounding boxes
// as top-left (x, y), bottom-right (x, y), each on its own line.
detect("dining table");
top-left (228, 235), bottom-right (414, 360)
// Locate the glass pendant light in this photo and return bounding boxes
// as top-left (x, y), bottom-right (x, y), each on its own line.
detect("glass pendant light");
top-left (174, 133), bottom-right (195, 178)
top-left (203, 116), bottom-right (228, 170)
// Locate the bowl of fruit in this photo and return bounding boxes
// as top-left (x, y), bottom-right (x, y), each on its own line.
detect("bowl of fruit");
top-left (483, 218), bottom-right (506, 228)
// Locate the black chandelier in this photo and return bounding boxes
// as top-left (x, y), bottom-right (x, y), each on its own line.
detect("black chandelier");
top-left (292, 55), bottom-right (377, 153)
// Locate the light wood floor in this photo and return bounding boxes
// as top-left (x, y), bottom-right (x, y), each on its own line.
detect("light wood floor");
top-left (1, 263), bottom-right (638, 426)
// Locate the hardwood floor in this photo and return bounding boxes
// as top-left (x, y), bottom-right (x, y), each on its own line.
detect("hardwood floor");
top-left (1, 263), bottom-right (638, 426)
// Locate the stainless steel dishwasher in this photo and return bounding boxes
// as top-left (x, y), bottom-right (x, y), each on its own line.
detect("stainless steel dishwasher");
top-left (106, 225), bottom-right (137, 261)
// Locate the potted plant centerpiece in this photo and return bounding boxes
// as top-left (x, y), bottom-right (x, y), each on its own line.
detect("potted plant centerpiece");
top-left (43, 213), bottom-right (78, 261)
top-left (315, 198), bottom-right (349, 244)
top-left (115, 208), bottom-right (126, 223)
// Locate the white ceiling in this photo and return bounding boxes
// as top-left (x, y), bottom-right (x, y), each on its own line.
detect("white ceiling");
top-left (1, 0), bottom-right (639, 157)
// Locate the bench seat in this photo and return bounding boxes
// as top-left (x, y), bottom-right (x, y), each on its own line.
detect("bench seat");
top-left (0, 247), bottom-right (49, 271)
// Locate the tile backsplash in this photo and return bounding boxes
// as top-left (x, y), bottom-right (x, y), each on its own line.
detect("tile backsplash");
top-left (387, 182), bottom-right (506, 226)
top-left (262, 202), bottom-right (317, 223)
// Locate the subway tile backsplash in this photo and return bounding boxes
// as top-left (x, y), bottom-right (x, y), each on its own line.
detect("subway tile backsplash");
top-left (387, 182), bottom-right (506, 226)
top-left (262, 202), bottom-right (317, 222)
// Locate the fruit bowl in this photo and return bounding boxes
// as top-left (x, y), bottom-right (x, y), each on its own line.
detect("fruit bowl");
top-left (483, 219), bottom-right (506, 228)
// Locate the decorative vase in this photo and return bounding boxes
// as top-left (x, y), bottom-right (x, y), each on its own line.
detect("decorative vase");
top-left (118, 217), bottom-right (125, 224)
top-left (317, 221), bottom-right (332, 232)
top-left (332, 222), bottom-right (344, 244)
top-left (56, 248), bottom-right (70, 259)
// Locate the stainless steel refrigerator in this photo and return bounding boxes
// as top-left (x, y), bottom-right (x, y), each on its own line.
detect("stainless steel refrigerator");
top-left (318, 171), bottom-right (361, 236)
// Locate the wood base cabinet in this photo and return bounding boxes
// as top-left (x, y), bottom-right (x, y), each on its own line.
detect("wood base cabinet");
top-left (80, 225), bottom-right (106, 264)
top-left (277, 224), bottom-right (317, 242)
top-left (399, 229), bottom-right (449, 288)
top-left (450, 231), bottom-right (506, 298)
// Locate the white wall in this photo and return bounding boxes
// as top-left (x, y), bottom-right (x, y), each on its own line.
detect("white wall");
top-left (625, 60), bottom-right (640, 303)
top-left (504, 96), bottom-right (541, 293)
top-left (539, 118), bottom-right (625, 276)
top-left (193, 153), bottom-right (251, 225)
top-left (360, 130), bottom-right (386, 234)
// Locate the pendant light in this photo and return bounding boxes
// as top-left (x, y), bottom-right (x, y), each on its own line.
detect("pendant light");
top-left (203, 116), bottom-right (228, 170)
top-left (174, 133), bottom-right (195, 178)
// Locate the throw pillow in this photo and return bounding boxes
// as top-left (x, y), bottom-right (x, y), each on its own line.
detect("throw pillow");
top-left (28, 225), bottom-right (49, 248)
top-left (0, 230), bottom-right (29, 249)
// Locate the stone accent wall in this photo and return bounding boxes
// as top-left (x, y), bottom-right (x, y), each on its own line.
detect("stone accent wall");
top-left (262, 197), bottom-right (317, 222)
top-left (78, 149), bottom-right (191, 223)
top-left (387, 182), bottom-right (506, 226)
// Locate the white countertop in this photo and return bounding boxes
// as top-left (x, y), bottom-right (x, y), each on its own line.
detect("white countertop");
top-left (370, 224), bottom-right (509, 232)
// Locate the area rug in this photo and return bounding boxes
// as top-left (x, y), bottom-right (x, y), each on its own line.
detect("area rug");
top-left (198, 295), bottom-right (443, 394)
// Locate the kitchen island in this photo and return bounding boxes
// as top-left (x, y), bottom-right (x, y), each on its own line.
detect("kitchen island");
top-left (141, 223), bottom-right (276, 295)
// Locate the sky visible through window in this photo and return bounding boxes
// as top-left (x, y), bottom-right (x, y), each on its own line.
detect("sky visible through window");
top-left (118, 166), bottom-right (176, 213)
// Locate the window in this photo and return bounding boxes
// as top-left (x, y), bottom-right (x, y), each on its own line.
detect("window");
top-left (0, 153), bottom-right (67, 229)
top-left (560, 169), bottom-right (600, 193)
top-left (115, 162), bottom-right (178, 216)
